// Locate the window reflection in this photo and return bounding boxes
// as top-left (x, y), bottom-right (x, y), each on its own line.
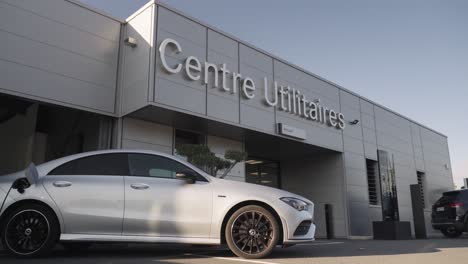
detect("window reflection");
top-left (246, 158), bottom-right (280, 188)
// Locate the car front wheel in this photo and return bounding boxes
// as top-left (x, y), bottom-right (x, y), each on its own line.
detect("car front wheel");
top-left (225, 205), bottom-right (279, 259)
top-left (441, 226), bottom-right (462, 238)
top-left (1, 204), bottom-right (60, 257)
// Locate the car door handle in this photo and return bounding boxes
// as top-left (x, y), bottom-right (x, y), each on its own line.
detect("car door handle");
top-left (130, 183), bottom-right (150, 190)
top-left (53, 181), bottom-right (72, 188)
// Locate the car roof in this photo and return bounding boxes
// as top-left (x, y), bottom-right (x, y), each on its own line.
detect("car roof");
top-left (443, 190), bottom-right (468, 196)
top-left (36, 149), bottom-right (203, 177)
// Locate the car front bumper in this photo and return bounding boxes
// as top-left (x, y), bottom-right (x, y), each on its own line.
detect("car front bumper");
top-left (432, 221), bottom-right (464, 231)
top-left (273, 199), bottom-right (316, 244)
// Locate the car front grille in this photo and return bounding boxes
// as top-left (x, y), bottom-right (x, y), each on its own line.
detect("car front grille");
top-left (293, 220), bottom-right (312, 236)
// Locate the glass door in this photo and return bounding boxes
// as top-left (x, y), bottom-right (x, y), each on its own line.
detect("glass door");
top-left (245, 157), bottom-right (280, 188)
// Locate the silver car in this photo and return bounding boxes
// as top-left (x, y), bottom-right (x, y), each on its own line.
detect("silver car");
top-left (0, 149), bottom-right (315, 259)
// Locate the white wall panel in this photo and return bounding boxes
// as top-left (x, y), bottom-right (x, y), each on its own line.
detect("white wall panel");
top-left (0, 2), bottom-right (118, 64)
top-left (364, 142), bottom-right (377, 160)
top-left (340, 91), bottom-right (360, 111)
top-left (0, 0), bottom-right (120, 114)
top-left (343, 136), bottom-right (364, 155)
top-left (3, 0), bottom-right (120, 41)
top-left (361, 113), bottom-right (376, 131)
top-left (360, 99), bottom-right (374, 115)
top-left (0, 60), bottom-right (114, 112)
top-left (362, 127), bottom-right (377, 144)
top-left (206, 30), bottom-right (239, 123)
top-left (120, 5), bottom-right (155, 115)
top-left (410, 122), bottom-right (422, 147)
top-left (122, 139), bottom-right (172, 154)
top-left (342, 106), bottom-right (363, 139)
top-left (2, 31), bottom-right (115, 89)
top-left (122, 118), bottom-right (173, 153)
top-left (239, 45), bottom-right (275, 133)
top-left (155, 7), bottom-right (207, 115)
top-left (346, 167), bottom-right (367, 186)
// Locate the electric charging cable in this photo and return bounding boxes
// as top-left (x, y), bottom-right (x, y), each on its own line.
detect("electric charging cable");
top-left (0, 177), bottom-right (29, 215)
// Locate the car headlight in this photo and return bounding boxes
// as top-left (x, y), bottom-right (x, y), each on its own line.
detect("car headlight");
top-left (280, 197), bottom-right (309, 211)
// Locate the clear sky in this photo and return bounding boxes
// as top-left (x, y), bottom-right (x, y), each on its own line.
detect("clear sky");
top-left (79, 0), bottom-right (468, 188)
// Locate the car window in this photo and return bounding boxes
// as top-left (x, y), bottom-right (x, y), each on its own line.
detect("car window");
top-left (128, 153), bottom-right (207, 182)
top-left (443, 191), bottom-right (461, 200)
top-left (48, 153), bottom-right (129, 176)
top-left (460, 191), bottom-right (468, 200)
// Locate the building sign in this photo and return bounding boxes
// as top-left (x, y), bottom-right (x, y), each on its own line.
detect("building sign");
top-left (277, 123), bottom-right (306, 140)
top-left (158, 38), bottom-right (346, 130)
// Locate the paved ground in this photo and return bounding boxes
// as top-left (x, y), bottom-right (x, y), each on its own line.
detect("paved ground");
top-left (1, 238), bottom-right (468, 264)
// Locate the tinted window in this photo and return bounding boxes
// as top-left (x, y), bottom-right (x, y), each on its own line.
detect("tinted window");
top-left (49, 153), bottom-right (129, 176)
top-left (462, 191), bottom-right (468, 200)
top-left (442, 190), bottom-right (468, 201)
top-left (443, 191), bottom-right (461, 199)
top-left (128, 154), bottom-right (207, 182)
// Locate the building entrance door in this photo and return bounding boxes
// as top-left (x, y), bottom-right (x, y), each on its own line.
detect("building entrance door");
top-left (245, 158), bottom-right (280, 188)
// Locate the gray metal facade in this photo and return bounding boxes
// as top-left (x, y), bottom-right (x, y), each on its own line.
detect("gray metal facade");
top-left (0, 0), bottom-right (454, 238)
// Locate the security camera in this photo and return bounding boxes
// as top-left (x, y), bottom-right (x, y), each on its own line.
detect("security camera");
top-left (124, 37), bottom-right (138, 48)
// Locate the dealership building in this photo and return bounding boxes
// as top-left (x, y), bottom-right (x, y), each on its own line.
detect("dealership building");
top-left (0, 0), bottom-right (454, 238)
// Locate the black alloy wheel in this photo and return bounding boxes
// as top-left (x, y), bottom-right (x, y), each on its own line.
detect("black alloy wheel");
top-left (1, 204), bottom-right (60, 257)
top-left (226, 205), bottom-right (279, 259)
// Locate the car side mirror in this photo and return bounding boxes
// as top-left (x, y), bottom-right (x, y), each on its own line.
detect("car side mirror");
top-left (175, 171), bottom-right (196, 184)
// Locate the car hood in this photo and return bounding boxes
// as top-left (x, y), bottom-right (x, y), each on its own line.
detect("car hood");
top-left (210, 177), bottom-right (313, 205)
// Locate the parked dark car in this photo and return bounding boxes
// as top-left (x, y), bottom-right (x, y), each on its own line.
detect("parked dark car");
top-left (432, 190), bottom-right (468, 238)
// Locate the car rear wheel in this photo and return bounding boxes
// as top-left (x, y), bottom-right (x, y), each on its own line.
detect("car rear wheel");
top-left (225, 205), bottom-right (279, 259)
top-left (441, 226), bottom-right (462, 238)
top-left (1, 204), bottom-right (60, 257)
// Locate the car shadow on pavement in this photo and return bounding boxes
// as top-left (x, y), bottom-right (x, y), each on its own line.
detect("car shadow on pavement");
top-left (0, 243), bottom-right (232, 261)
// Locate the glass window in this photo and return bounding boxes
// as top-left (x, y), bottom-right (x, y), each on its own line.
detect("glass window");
top-left (175, 129), bottom-right (205, 146)
top-left (174, 129), bottom-right (205, 160)
top-left (417, 171), bottom-right (426, 208)
top-left (48, 153), bottom-right (129, 176)
top-left (128, 154), bottom-right (207, 182)
top-left (366, 159), bottom-right (381, 205)
top-left (245, 158), bottom-right (280, 188)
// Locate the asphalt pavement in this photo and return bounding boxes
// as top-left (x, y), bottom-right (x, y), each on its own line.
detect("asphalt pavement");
top-left (1, 238), bottom-right (468, 264)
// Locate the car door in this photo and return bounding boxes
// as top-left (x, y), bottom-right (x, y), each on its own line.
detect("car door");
top-left (123, 153), bottom-right (213, 238)
top-left (42, 153), bottom-right (127, 235)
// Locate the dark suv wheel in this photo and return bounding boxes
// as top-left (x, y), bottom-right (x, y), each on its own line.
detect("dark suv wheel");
top-left (441, 226), bottom-right (462, 238)
top-left (1, 204), bottom-right (60, 257)
top-left (225, 205), bottom-right (279, 259)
